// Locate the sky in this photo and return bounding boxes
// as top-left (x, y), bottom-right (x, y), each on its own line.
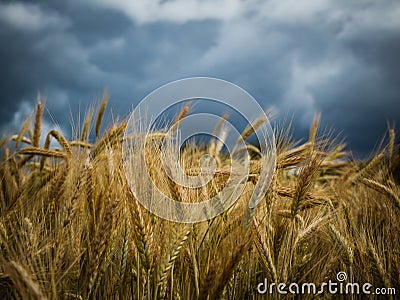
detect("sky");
top-left (0, 0), bottom-right (399, 157)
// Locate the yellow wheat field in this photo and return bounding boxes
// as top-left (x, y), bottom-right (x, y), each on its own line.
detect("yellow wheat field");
top-left (0, 96), bottom-right (399, 299)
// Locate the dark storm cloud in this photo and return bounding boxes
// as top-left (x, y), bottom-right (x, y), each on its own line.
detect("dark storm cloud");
top-left (0, 2), bottom-right (68, 125)
top-left (0, 0), bottom-right (220, 132)
top-left (0, 0), bottom-right (399, 156)
top-left (0, 1), bottom-right (105, 130)
top-left (312, 4), bottom-right (400, 156)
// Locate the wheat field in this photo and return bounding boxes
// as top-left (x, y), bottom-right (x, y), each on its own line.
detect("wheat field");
top-left (0, 96), bottom-right (399, 299)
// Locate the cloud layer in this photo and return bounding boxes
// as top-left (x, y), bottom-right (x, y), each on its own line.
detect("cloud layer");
top-left (1, 0), bottom-right (399, 156)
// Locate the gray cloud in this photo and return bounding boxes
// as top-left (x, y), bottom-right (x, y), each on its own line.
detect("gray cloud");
top-left (0, 0), bottom-right (399, 157)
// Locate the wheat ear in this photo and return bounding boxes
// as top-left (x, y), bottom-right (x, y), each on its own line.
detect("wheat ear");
top-left (367, 241), bottom-right (391, 288)
top-left (33, 101), bottom-right (44, 148)
top-left (360, 178), bottom-right (400, 211)
top-left (156, 225), bottom-right (191, 298)
top-left (19, 147), bottom-right (67, 158)
top-left (4, 261), bottom-right (47, 300)
top-left (291, 157), bottom-right (321, 217)
top-left (14, 116), bottom-right (31, 148)
top-left (328, 224), bottom-right (354, 269)
top-left (95, 91), bottom-right (108, 138)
